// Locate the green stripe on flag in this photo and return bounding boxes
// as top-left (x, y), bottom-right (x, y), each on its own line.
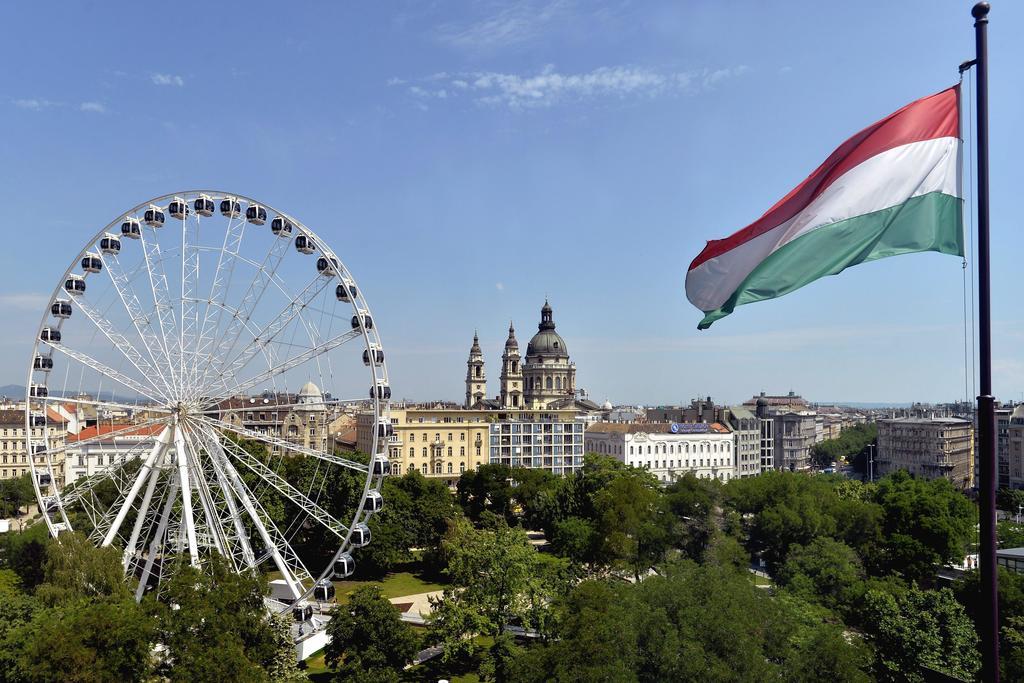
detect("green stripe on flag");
top-left (698, 191), bottom-right (964, 329)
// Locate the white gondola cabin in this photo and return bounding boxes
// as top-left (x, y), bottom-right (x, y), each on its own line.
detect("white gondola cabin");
top-left (121, 218), bottom-right (142, 239)
top-left (194, 194), bottom-right (215, 217)
top-left (99, 233), bottom-right (121, 254)
top-left (313, 580), bottom-right (336, 602)
top-left (370, 383), bottom-right (391, 400)
top-left (362, 347), bottom-right (384, 366)
top-left (245, 203), bottom-right (267, 225)
top-left (351, 313), bottom-right (372, 330)
top-left (33, 355), bottom-right (53, 372)
top-left (334, 552), bottom-right (355, 578)
top-left (40, 327), bottom-right (61, 343)
top-left (29, 384), bottom-right (47, 398)
top-left (81, 253), bottom-right (102, 273)
top-left (51, 300), bottom-right (72, 319)
top-left (143, 205), bottom-right (164, 228)
top-left (270, 216), bottom-right (292, 237)
top-left (220, 198), bottom-right (241, 218)
top-left (336, 281), bottom-right (357, 303)
top-left (350, 523), bottom-right (371, 548)
top-left (64, 275), bottom-right (86, 296)
top-left (316, 256), bottom-right (338, 276)
top-left (292, 603), bottom-right (314, 622)
top-left (372, 454), bottom-right (391, 476)
top-left (295, 234), bottom-right (315, 255)
top-left (365, 489), bottom-right (383, 513)
top-left (30, 412), bottom-right (45, 427)
top-left (168, 197), bottom-right (188, 220)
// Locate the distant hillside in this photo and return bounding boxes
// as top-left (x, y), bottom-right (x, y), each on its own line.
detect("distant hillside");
top-left (0, 384), bottom-right (141, 404)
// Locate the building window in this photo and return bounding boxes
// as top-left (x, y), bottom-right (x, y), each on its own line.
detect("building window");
top-left (447, 462), bottom-right (453, 474)
top-left (422, 447), bottom-right (427, 457)
top-left (409, 447), bottom-right (414, 458)
top-left (460, 462), bottom-right (465, 473)
top-left (460, 433), bottom-right (465, 441)
top-left (421, 463), bottom-right (427, 474)
top-left (447, 447), bottom-right (452, 457)
top-left (460, 447), bottom-right (465, 456)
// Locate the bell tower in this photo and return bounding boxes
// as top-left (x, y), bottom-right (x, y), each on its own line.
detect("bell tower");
top-left (465, 332), bottom-right (486, 408)
top-left (500, 322), bottom-right (522, 409)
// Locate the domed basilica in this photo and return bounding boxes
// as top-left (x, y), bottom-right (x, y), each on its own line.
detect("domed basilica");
top-left (466, 300), bottom-right (579, 411)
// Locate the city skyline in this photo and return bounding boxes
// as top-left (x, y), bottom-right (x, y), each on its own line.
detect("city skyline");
top-left (2, 1), bottom-right (1022, 406)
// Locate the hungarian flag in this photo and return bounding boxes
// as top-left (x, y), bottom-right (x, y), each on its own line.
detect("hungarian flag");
top-left (685, 86), bottom-right (963, 329)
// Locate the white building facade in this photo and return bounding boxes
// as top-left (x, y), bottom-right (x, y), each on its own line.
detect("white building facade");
top-left (64, 423), bottom-right (162, 486)
top-left (585, 422), bottom-right (736, 483)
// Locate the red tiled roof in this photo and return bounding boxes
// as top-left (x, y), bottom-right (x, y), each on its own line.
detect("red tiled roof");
top-left (68, 423), bottom-right (164, 442)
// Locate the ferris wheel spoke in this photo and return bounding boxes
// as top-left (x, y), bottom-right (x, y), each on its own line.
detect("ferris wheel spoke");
top-left (190, 212), bottom-right (248, 403)
top-left (202, 225), bottom-right (294, 393)
top-left (122, 453), bottom-right (167, 570)
top-left (179, 212), bottom-right (202, 403)
top-left (197, 415), bottom-right (369, 473)
top-left (199, 425), bottom-right (312, 599)
top-left (170, 425), bottom-right (200, 567)
top-left (208, 328), bottom-right (362, 402)
top-left (100, 426), bottom-right (173, 547)
top-left (138, 226), bottom-right (182, 397)
top-left (100, 252), bottom-right (178, 402)
top-left (179, 424), bottom-right (233, 560)
top-left (217, 431), bottom-right (350, 539)
top-left (45, 341), bottom-right (166, 404)
top-left (211, 274), bottom-right (332, 394)
top-left (43, 395), bottom-right (172, 416)
top-left (135, 472), bottom-right (181, 602)
top-left (188, 423), bottom-right (258, 570)
top-left (69, 295), bottom-right (172, 403)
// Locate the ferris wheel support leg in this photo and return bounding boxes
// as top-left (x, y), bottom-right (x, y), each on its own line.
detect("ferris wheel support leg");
top-left (123, 454), bottom-right (163, 570)
top-left (215, 439), bottom-right (302, 600)
top-left (173, 425), bottom-right (200, 567)
top-left (101, 425), bottom-right (172, 548)
top-left (135, 472), bottom-right (181, 603)
top-left (180, 426), bottom-right (229, 558)
top-left (197, 428), bottom-right (257, 569)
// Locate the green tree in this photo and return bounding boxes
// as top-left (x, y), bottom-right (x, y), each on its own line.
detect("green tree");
top-left (872, 471), bottom-right (974, 582)
top-left (324, 585), bottom-right (419, 682)
top-left (4, 598), bottom-right (156, 683)
top-left (0, 475), bottom-right (33, 518)
top-left (548, 516), bottom-right (599, 568)
top-left (777, 537), bottom-right (864, 615)
top-left (149, 555), bottom-right (278, 682)
top-left (862, 585), bottom-right (979, 683)
top-left (998, 519), bottom-right (1024, 549)
top-left (457, 464), bottom-right (516, 524)
top-left (34, 532), bottom-right (130, 606)
top-left (429, 517), bottom-right (566, 679)
top-left (663, 472), bottom-right (720, 563)
top-left (593, 467), bottom-right (668, 579)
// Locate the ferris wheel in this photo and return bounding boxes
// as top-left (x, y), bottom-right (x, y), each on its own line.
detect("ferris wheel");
top-left (24, 191), bottom-right (391, 621)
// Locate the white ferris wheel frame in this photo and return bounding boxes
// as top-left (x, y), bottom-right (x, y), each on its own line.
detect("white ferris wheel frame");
top-left (23, 190), bottom-right (391, 612)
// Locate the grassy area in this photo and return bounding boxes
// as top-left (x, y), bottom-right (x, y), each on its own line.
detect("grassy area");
top-left (749, 571), bottom-right (773, 587)
top-left (267, 561), bottom-right (447, 604)
top-left (303, 631), bottom-right (494, 682)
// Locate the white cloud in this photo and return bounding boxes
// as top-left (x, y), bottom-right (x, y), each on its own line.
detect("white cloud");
top-left (399, 63), bottom-right (750, 109)
top-left (13, 98), bottom-right (57, 110)
top-left (79, 101), bottom-right (106, 113)
top-left (436, 0), bottom-right (568, 50)
top-left (151, 73), bottom-right (184, 87)
top-left (495, 282), bottom-right (505, 292)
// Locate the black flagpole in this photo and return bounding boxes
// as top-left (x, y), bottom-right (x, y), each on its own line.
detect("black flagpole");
top-left (972, 2), bottom-right (998, 681)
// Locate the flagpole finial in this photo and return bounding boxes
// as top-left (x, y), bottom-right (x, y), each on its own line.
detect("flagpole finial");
top-left (973, 2), bottom-right (990, 22)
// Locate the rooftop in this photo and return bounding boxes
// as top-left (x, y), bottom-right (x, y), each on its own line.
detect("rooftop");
top-left (587, 422), bottom-right (731, 435)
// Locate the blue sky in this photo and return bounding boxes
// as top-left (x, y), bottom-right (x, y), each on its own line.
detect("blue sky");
top-left (1, 1), bottom-right (1021, 406)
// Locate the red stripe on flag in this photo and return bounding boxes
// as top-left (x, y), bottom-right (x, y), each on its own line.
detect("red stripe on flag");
top-left (688, 85), bottom-right (959, 272)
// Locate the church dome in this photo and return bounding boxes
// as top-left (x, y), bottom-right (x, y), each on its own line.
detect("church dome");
top-left (602, 399), bottom-right (613, 410)
top-left (526, 299), bottom-right (569, 358)
top-left (299, 381), bottom-right (322, 398)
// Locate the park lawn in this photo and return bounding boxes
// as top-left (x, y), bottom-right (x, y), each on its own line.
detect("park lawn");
top-left (266, 561), bottom-right (447, 604)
